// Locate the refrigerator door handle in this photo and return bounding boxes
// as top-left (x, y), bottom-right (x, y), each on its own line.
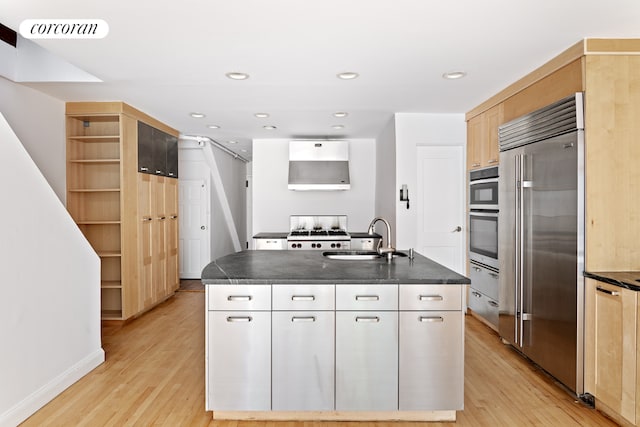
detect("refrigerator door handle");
top-left (517, 153), bottom-right (526, 347)
top-left (514, 154), bottom-right (520, 345)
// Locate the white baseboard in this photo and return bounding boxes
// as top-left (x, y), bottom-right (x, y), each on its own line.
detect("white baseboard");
top-left (0, 348), bottom-right (105, 427)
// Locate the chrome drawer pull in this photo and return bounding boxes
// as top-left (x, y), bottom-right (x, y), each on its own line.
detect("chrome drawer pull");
top-left (226, 316), bottom-right (252, 322)
top-left (596, 286), bottom-right (620, 296)
top-left (419, 295), bottom-right (443, 301)
top-left (356, 316), bottom-right (380, 322)
top-left (291, 316), bottom-right (316, 322)
top-left (227, 295), bottom-right (252, 301)
top-left (291, 295), bottom-right (315, 301)
top-left (488, 300), bottom-right (499, 308)
top-left (355, 295), bottom-right (379, 301)
top-left (472, 291), bottom-right (482, 298)
top-left (419, 316), bottom-right (444, 323)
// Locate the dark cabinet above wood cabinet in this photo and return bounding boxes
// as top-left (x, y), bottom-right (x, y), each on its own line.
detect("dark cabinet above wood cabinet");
top-left (138, 121), bottom-right (178, 178)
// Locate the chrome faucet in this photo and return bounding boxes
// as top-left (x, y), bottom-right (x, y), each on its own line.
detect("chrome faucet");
top-left (367, 217), bottom-right (395, 261)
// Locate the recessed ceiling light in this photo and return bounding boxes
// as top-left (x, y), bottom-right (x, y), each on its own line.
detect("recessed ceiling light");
top-left (263, 125), bottom-right (277, 130)
top-left (227, 140), bottom-right (238, 144)
top-left (337, 72), bottom-right (359, 80)
top-left (332, 125), bottom-right (345, 130)
top-left (190, 112), bottom-right (206, 118)
top-left (333, 112), bottom-right (348, 118)
top-left (226, 72), bottom-right (249, 80)
top-left (254, 113), bottom-right (270, 118)
top-left (207, 124), bottom-right (220, 129)
top-left (442, 71), bottom-right (467, 80)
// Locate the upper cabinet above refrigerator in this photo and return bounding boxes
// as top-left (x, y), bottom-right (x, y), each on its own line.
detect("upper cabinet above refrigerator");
top-left (138, 121), bottom-right (179, 178)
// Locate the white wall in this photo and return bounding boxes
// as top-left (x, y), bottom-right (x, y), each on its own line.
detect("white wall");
top-left (375, 117), bottom-right (397, 244)
top-left (252, 138), bottom-right (376, 233)
top-left (0, 113), bottom-right (104, 427)
top-left (0, 76), bottom-right (66, 202)
top-left (394, 113), bottom-right (467, 249)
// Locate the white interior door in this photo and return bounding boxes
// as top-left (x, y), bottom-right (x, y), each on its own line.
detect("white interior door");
top-left (179, 179), bottom-right (210, 279)
top-left (416, 146), bottom-right (465, 274)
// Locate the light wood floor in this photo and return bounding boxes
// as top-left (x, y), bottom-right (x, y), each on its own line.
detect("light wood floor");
top-left (21, 289), bottom-right (617, 427)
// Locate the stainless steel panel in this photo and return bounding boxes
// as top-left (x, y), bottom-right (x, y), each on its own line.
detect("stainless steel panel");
top-left (350, 236), bottom-right (381, 251)
top-left (399, 311), bottom-right (463, 410)
top-left (469, 288), bottom-right (499, 330)
top-left (273, 284), bottom-right (335, 311)
top-left (272, 311), bottom-right (335, 410)
top-left (469, 261), bottom-right (499, 300)
top-left (399, 284), bottom-right (462, 311)
top-left (209, 285), bottom-right (271, 311)
top-left (253, 238), bottom-right (286, 250)
top-left (336, 284), bottom-right (398, 311)
top-left (208, 311), bottom-right (271, 411)
top-left (335, 311), bottom-right (398, 410)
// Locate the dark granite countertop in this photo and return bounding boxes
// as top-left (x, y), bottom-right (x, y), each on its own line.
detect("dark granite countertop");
top-left (584, 271), bottom-right (640, 292)
top-left (253, 232), bottom-right (288, 239)
top-left (202, 250), bottom-right (470, 285)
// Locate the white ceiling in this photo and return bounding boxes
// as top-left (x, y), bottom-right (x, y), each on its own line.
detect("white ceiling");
top-left (2, 0), bottom-right (640, 160)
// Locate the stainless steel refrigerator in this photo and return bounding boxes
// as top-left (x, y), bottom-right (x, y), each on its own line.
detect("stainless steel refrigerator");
top-left (498, 93), bottom-right (585, 396)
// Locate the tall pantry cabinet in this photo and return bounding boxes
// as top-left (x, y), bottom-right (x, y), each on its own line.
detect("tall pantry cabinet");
top-left (66, 102), bottom-right (179, 320)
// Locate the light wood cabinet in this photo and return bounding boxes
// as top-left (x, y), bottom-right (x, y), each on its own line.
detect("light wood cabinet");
top-left (585, 278), bottom-right (638, 425)
top-left (66, 102), bottom-right (179, 320)
top-left (466, 104), bottom-right (502, 171)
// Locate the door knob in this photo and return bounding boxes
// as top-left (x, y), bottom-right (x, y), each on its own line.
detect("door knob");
top-left (201, 225), bottom-right (206, 230)
top-left (452, 226), bottom-right (462, 232)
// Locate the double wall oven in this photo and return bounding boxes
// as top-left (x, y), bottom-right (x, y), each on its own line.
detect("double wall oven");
top-left (468, 166), bottom-right (499, 329)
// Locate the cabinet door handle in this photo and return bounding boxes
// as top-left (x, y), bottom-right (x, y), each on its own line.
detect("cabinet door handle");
top-left (170, 215), bottom-right (178, 219)
top-left (291, 295), bottom-right (315, 301)
top-left (227, 295), bottom-right (252, 301)
top-left (168, 172), bottom-right (175, 177)
top-left (472, 291), bottom-right (482, 298)
top-left (157, 216), bottom-right (166, 220)
top-left (291, 316), bottom-right (315, 322)
top-left (472, 163), bottom-right (481, 167)
top-left (419, 316), bottom-right (444, 323)
top-left (488, 300), bottom-right (499, 308)
top-left (355, 295), bottom-right (379, 301)
top-left (356, 316), bottom-right (380, 322)
top-left (419, 295), bottom-right (443, 301)
top-left (142, 217), bottom-right (152, 222)
top-left (226, 316), bottom-right (252, 322)
top-left (140, 167), bottom-right (149, 172)
top-left (155, 170), bottom-right (163, 174)
top-left (487, 159), bottom-right (498, 164)
top-left (596, 286), bottom-right (620, 296)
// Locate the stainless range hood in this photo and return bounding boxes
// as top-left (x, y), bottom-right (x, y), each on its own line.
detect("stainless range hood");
top-left (288, 140), bottom-right (350, 191)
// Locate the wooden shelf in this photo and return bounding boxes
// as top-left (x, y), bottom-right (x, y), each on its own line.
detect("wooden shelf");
top-left (68, 135), bottom-right (120, 143)
top-left (76, 220), bottom-right (121, 225)
top-left (69, 159), bottom-right (121, 164)
top-left (101, 309), bottom-right (123, 320)
top-left (101, 281), bottom-right (122, 289)
top-left (68, 188), bottom-right (121, 193)
top-left (97, 251), bottom-right (122, 258)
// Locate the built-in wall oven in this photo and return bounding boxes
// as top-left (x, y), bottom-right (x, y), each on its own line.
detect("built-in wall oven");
top-left (468, 166), bottom-right (499, 270)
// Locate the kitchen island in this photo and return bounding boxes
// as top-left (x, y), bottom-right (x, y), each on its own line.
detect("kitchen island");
top-left (202, 250), bottom-right (470, 422)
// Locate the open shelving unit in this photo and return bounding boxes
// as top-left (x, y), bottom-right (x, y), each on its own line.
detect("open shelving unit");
top-left (66, 112), bottom-right (125, 320)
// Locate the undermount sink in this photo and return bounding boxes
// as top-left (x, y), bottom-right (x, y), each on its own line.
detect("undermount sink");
top-left (322, 250), bottom-right (408, 260)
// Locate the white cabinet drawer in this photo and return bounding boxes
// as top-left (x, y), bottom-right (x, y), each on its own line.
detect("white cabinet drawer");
top-left (209, 285), bottom-right (271, 311)
top-left (273, 284), bottom-right (335, 311)
top-left (399, 284), bottom-right (462, 311)
top-left (336, 284), bottom-right (398, 311)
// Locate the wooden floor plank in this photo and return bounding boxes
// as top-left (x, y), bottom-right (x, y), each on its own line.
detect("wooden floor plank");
top-left (20, 289), bottom-right (618, 426)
